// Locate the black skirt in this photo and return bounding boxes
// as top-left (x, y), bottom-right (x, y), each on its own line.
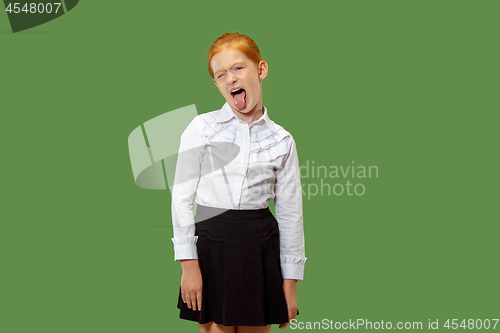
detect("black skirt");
top-left (177, 204), bottom-right (298, 326)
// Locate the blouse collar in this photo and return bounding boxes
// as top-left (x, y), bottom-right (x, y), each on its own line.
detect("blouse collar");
top-left (216, 102), bottom-right (277, 133)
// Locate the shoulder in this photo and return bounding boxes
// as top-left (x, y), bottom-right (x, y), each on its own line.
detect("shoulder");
top-left (197, 108), bottom-right (221, 123)
top-left (267, 123), bottom-right (299, 168)
top-left (267, 118), bottom-right (296, 149)
top-left (183, 107), bottom-right (232, 142)
top-left (182, 107), bottom-right (221, 132)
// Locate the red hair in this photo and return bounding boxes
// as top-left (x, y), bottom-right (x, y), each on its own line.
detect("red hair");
top-left (207, 32), bottom-right (263, 78)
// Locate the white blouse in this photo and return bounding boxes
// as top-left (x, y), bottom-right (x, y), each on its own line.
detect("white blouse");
top-left (171, 102), bottom-right (306, 280)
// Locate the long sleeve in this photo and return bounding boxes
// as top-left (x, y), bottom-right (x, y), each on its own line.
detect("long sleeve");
top-left (274, 135), bottom-right (307, 280)
top-left (171, 116), bottom-right (206, 261)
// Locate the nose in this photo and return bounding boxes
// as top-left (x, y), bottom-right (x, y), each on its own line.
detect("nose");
top-left (227, 71), bottom-right (237, 83)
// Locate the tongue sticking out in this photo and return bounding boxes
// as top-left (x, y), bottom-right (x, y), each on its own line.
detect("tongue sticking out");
top-left (233, 90), bottom-right (246, 109)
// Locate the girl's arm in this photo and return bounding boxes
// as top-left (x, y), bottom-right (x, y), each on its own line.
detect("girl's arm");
top-left (171, 116), bottom-right (206, 260)
top-left (274, 135), bottom-right (307, 280)
top-left (274, 135), bottom-right (306, 327)
top-left (171, 116), bottom-right (206, 311)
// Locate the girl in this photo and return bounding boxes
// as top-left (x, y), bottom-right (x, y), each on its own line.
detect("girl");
top-left (171, 32), bottom-right (306, 333)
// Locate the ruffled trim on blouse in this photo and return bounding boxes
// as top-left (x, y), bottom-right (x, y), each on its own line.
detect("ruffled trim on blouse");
top-left (199, 111), bottom-right (293, 167)
top-left (280, 255), bottom-right (307, 265)
top-left (171, 237), bottom-right (199, 261)
top-left (250, 129), bottom-right (290, 153)
top-left (249, 129), bottom-right (291, 165)
top-left (171, 236), bottom-right (199, 245)
top-left (280, 255), bottom-right (307, 280)
top-left (250, 125), bottom-right (276, 142)
top-left (199, 113), bottom-right (237, 143)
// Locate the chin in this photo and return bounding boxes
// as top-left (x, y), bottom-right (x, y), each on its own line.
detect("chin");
top-left (237, 105), bottom-right (252, 113)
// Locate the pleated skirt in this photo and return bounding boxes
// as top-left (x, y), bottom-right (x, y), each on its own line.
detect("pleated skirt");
top-left (177, 204), bottom-right (297, 326)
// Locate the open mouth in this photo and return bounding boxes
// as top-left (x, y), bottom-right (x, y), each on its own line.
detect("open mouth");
top-left (230, 88), bottom-right (247, 109)
top-left (231, 88), bottom-right (245, 97)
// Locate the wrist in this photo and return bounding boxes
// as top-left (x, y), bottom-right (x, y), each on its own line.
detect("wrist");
top-left (180, 259), bottom-right (200, 272)
top-left (283, 279), bottom-right (298, 288)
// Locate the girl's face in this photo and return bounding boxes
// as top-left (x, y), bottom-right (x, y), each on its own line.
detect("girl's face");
top-left (211, 48), bottom-right (268, 116)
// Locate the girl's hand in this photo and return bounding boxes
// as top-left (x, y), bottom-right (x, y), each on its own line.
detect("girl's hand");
top-left (180, 259), bottom-right (203, 311)
top-left (279, 279), bottom-right (298, 329)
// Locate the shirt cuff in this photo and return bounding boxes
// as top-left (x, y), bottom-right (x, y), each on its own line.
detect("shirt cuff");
top-left (171, 236), bottom-right (198, 261)
top-left (280, 255), bottom-right (307, 280)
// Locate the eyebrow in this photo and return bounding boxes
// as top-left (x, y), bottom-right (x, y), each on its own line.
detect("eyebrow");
top-left (214, 61), bottom-right (245, 76)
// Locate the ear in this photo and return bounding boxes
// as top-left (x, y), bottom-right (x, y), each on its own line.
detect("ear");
top-left (258, 60), bottom-right (268, 81)
top-left (213, 78), bottom-right (218, 88)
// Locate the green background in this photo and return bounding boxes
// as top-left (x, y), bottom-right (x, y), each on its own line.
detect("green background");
top-left (1, 0), bottom-right (498, 332)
